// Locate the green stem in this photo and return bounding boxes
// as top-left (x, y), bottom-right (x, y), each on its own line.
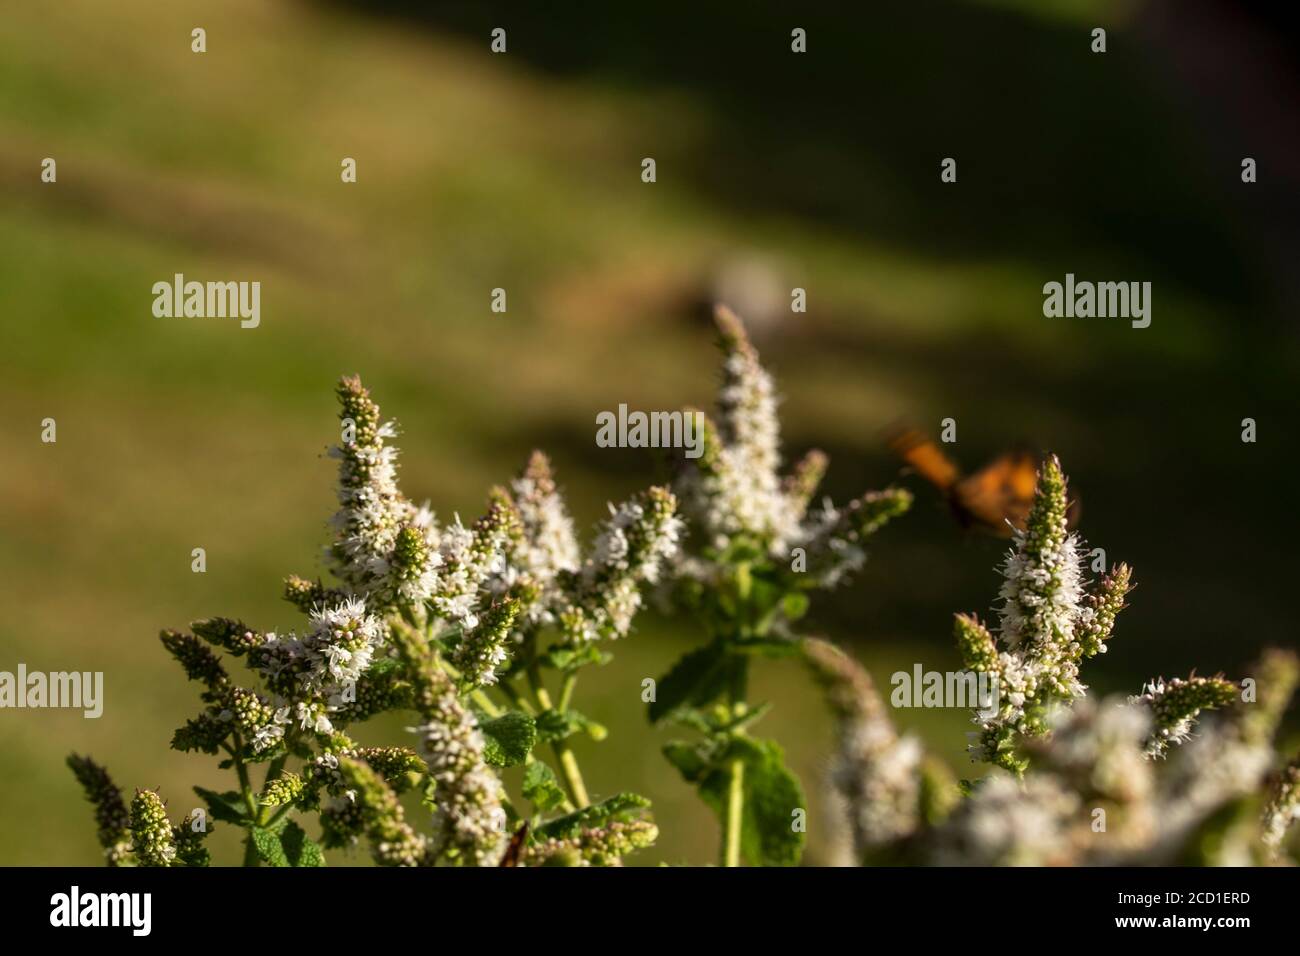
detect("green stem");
top-left (722, 755), bottom-right (745, 868)
top-left (226, 734), bottom-right (261, 867)
top-left (720, 658), bottom-right (749, 867)
top-left (471, 688), bottom-right (503, 718)
top-left (528, 662), bottom-right (590, 808)
top-left (558, 672), bottom-right (579, 712)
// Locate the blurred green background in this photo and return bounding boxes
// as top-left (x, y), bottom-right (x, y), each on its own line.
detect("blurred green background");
top-left (1, 0), bottom-right (1296, 865)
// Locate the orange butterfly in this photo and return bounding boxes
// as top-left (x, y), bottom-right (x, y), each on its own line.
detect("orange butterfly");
top-left (886, 427), bottom-right (1080, 537)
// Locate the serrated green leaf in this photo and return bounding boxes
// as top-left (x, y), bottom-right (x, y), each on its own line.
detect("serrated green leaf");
top-left (535, 708), bottom-right (606, 743)
top-left (250, 825), bottom-right (289, 867)
top-left (534, 792), bottom-right (651, 841)
top-left (694, 738), bottom-right (806, 867)
top-left (193, 787), bottom-right (251, 825)
top-left (280, 820), bottom-right (326, 867)
top-left (522, 760), bottom-right (568, 813)
top-left (741, 741), bottom-right (806, 867)
top-left (648, 640), bottom-right (737, 723)
top-left (481, 711), bottom-right (537, 767)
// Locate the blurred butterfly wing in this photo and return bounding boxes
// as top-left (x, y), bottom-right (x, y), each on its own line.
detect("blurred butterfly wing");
top-left (952, 450), bottom-right (1039, 536)
top-left (887, 428), bottom-right (961, 492)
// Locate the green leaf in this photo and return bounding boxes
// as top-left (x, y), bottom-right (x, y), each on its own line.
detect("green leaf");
top-left (538, 643), bottom-right (612, 672)
top-left (694, 738), bottom-right (806, 867)
top-left (480, 711), bottom-right (537, 767)
top-left (522, 760), bottom-right (568, 813)
top-left (193, 787), bottom-right (251, 826)
top-left (731, 636), bottom-right (800, 658)
top-left (534, 793), bottom-right (651, 841)
top-left (662, 740), bottom-right (712, 783)
top-left (648, 641), bottom-right (737, 723)
top-left (280, 820), bottom-right (326, 867)
top-left (250, 825), bottom-right (289, 867)
top-left (535, 708), bottom-right (606, 743)
top-left (741, 741), bottom-right (806, 867)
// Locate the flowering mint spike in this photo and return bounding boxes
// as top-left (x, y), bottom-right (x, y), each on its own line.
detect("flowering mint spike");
top-left (564, 486), bottom-right (683, 642)
top-left (846, 487), bottom-right (913, 539)
top-left (714, 304), bottom-right (778, 457)
top-left (1130, 675), bottom-right (1239, 758)
top-left (678, 307), bottom-right (791, 551)
top-left (283, 574), bottom-right (346, 615)
top-left (1262, 758), bottom-right (1300, 858)
top-left (172, 811), bottom-right (211, 867)
top-left (1077, 562), bottom-right (1132, 659)
top-left (782, 448), bottom-right (829, 518)
top-left (998, 455), bottom-right (1079, 651)
top-left (951, 456), bottom-right (1121, 772)
top-left (954, 614), bottom-right (999, 675)
top-left (130, 789), bottom-right (177, 867)
top-left (431, 495), bottom-right (516, 629)
top-left (802, 638), bottom-right (923, 857)
top-left (392, 624), bottom-right (507, 865)
top-left (67, 754), bottom-right (132, 865)
top-left (159, 630), bottom-right (228, 691)
top-left (261, 772), bottom-right (305, 807)
top-left (328, 375), bottom-right (419, 599)
top-left (796, 487), bottom-right (913, 588)
top-left (336, 756), bottom-right (430, 866)
top-left (191, 617), bottom-right (265, 657)
top-left (524, 820), bottom-right (658, 867)
top-left (497, 452), bottom-right (581, 627)
top-left (674, 306), bottom-right (908, 599)
top-left (1234, 648), bottom-right (1298, 747)
top-left (226, 685), bottom-right (289, 755)
top-left (452, 597), bottom-right (521, 688)
top-left (170, 712), bottom-right (229, 755)
top-left (355, 747), bottom-right (425, 791)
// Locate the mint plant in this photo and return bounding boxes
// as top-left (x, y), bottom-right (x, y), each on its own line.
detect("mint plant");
top-left (652, 306), bottom-right (911, 866)
top-left (65, 331), bottom-right (1296, 868)
top-left (805, 456), bottom-right (1300, 866)
top-left (69, 376), bottom-right (677, 866)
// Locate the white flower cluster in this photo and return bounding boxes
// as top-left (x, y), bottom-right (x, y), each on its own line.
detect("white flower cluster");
top-left (676, 308), bottom-right (805, 557)
top-left (412, 684), bottom-right (508, 866)
top-left (327, 376), bottom-right (511, 628)
top-left (959, 457), bottom-right (1130, 769)
top-left (485, 453), bottom-right (682, 646)
top-left (255, 597), bottom-right (386, 736)
top-left (327, 380), bottom-right (418, 597)
top-left (932, 774), bottom-right (1080, 866)
top-left (498, 451), bottom-right (581, 626)
top-left (931, 689), bottom-right (1286, 865)
top-left (562, 486), bottom-right (683, 642)
top-left (803, 638), bottom-right (924, 860)
top-left (429, 515), bottom-right (507, 630)
top-left (676, 307), bottom-right (908, 589)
